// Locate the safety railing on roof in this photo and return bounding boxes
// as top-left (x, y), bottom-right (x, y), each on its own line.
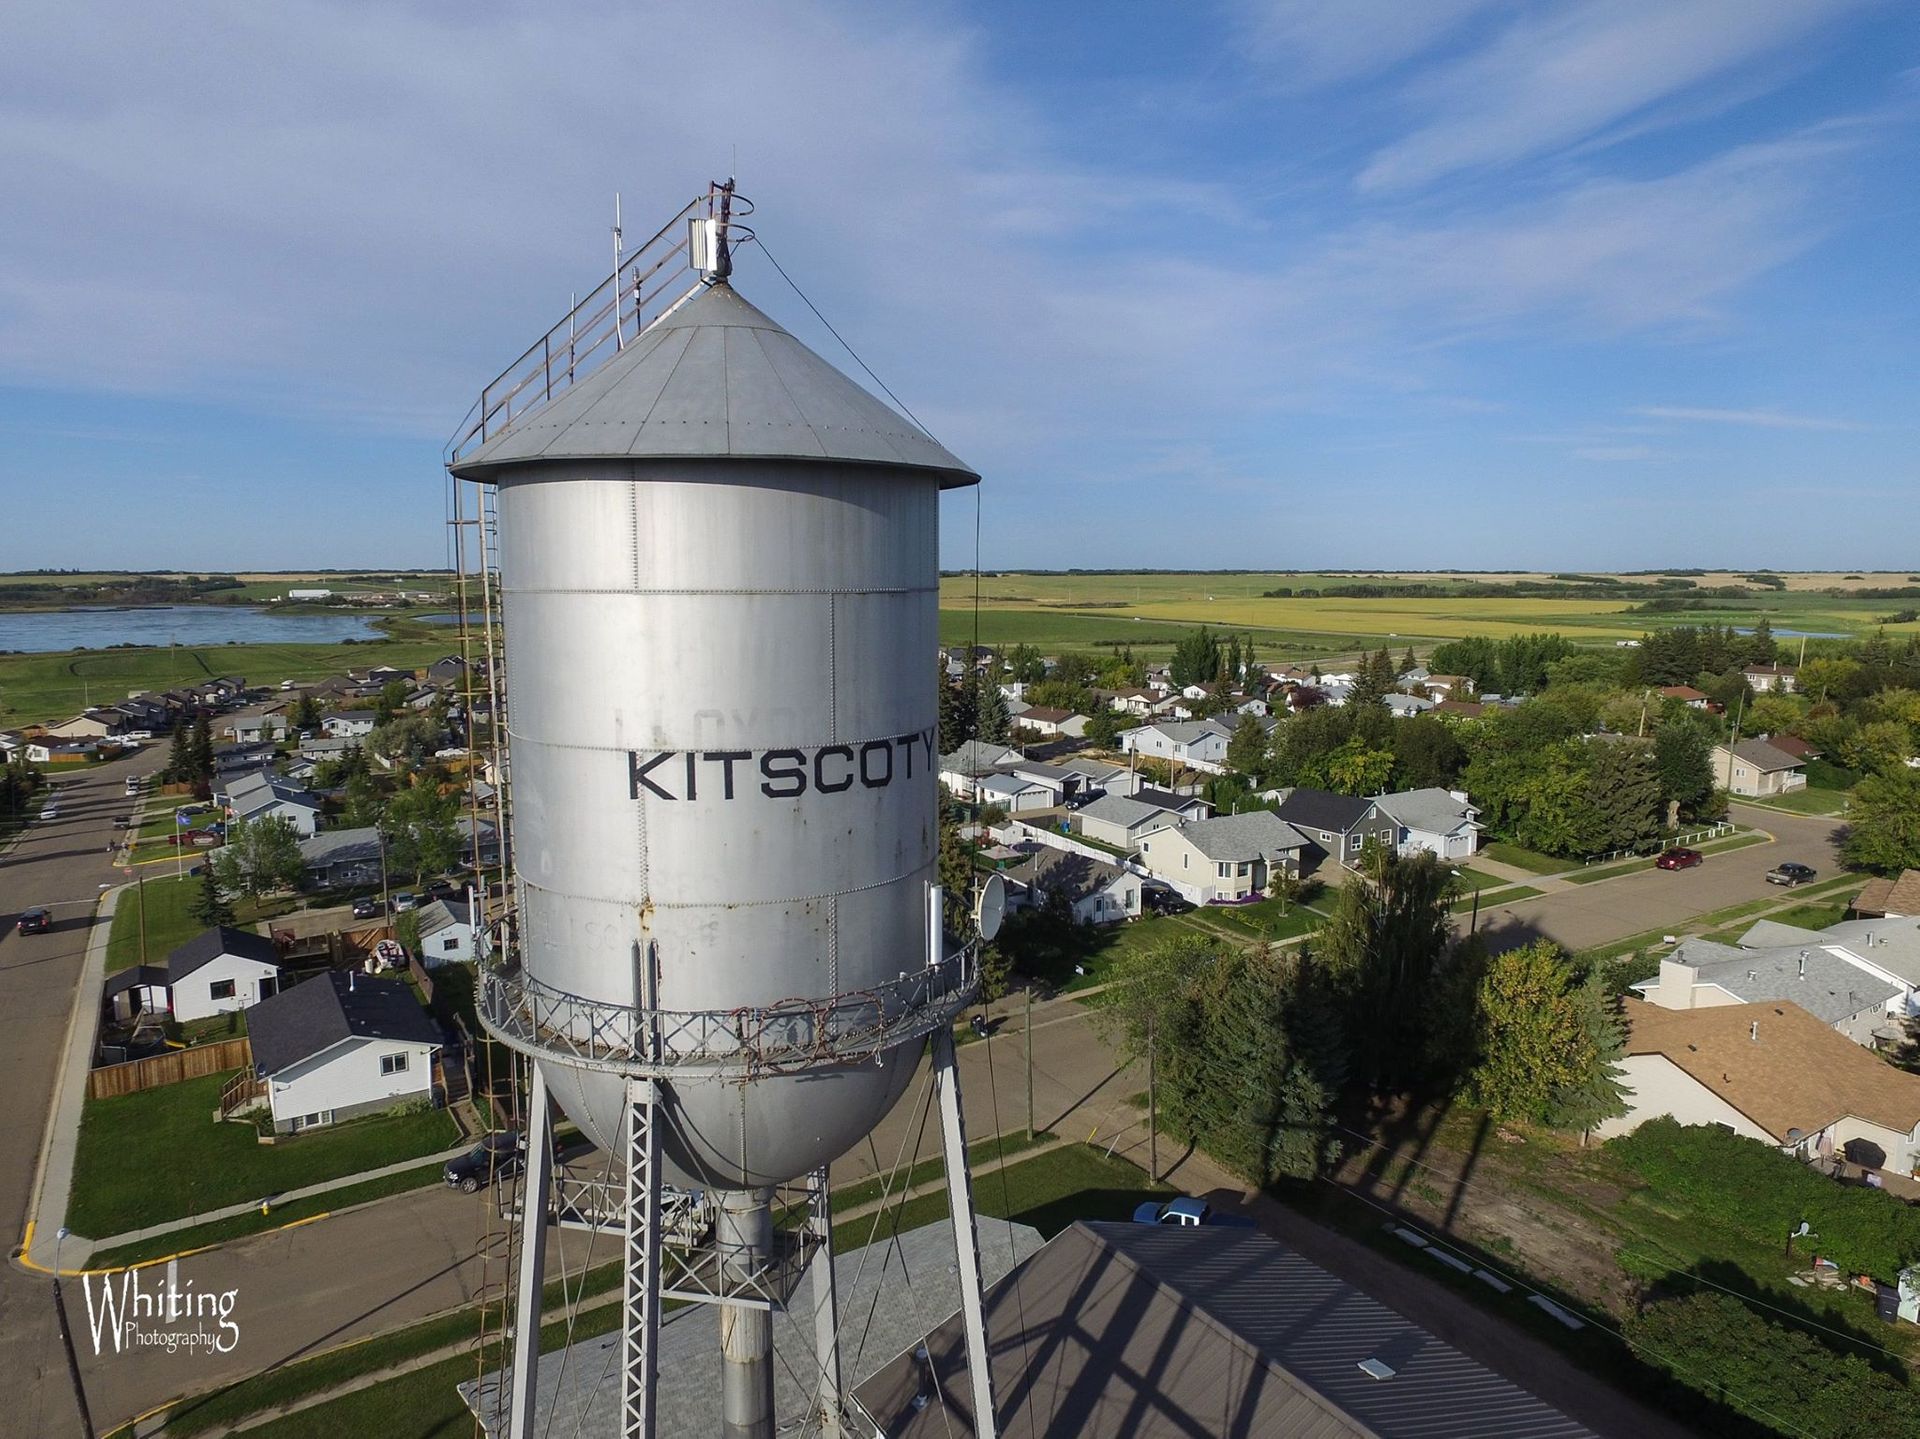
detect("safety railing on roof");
top-left (445, 183), bottom-right (754, 466)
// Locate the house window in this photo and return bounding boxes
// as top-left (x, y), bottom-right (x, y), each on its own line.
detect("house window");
top-left (442, 937), bottom-right (461, 952)
top-left (1218, 862), bottom-right (1230, 878)
top-left (381, 1053), bottom-right (410, 1076)
top-left (209, 979), bottom-right (236, 1001)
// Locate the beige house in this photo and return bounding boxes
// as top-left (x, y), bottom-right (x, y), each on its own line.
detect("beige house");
top-left (1742, 664), bottom-right (1798, 693)
top-left (1712, 737), bottom-right (1807, 797)
top-left (1596, 1000), bottom-right (1920, 1175)
top-left (1135, 811), bottom-right (1308, 905)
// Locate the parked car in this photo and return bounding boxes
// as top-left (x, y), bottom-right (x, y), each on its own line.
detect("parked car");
top-left (352, 896), bottom-right (386, 920)
top-left (1131, 1196), bottom-right (1255, 1228)
top-left (445, 1132), bottom-right (524, 1194)
top-left (392, 892), bottom-right (420, 912)
top-left (1654, 848), bottom-right (1704, 871)
top-left (38, 804), bottom-right (58, 821)
top-left (1142, 888), bottom-right (1194, 916)
top-left (17, 907), bottom-right (52, 935)
top-left (424, 880), bottom-right (459, 903)
top-left (1766, 862), bottom-right (1817, 887)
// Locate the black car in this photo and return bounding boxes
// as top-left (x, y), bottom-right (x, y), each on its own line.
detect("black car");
top-left (17, 907), bottom-right (52, 935)
top-left (1141, 888), bottom-right (1194, 916)
top-left (352, 896), bottom-right (386, 920)
top-left (445, 1132), bottom-right (524, 1193)
top-left (1765, 862), bottom-right (1818, 887)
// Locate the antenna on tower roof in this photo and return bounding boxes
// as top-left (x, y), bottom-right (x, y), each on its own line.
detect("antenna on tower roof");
top-left (689, 178), bottom-right (736, 284)
top-left (611, 193), bottom-right (626, 351)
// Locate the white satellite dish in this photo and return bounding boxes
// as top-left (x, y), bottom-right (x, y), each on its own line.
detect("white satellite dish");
top-left (975, 873), bottom-right (1006, 943)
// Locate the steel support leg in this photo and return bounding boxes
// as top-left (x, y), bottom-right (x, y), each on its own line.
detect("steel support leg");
top-left (506, 1064), bottom-right (555, 1439)
top-left (933, 1025), bottom-right (998, 1439)
top-left (621, 1079), bottom-right (662, 1439)
top-left (808, 1167), bottom-right (843, 1438)
top-left (717, 1190), bottom-right (775, 1439)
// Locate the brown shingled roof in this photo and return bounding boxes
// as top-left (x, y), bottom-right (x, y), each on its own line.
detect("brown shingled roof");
top-left (1854, 869), bottom-right (1920, 919)
top-left (1622, 998), bottom-right (1920, 1139)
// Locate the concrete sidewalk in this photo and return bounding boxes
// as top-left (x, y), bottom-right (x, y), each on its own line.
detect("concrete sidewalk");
top-left (18, 882), bottom-right (116, 1275)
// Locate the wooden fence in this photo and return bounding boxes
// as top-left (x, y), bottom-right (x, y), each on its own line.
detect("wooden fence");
top-left (88, 1037), bottom-right (253, 1100)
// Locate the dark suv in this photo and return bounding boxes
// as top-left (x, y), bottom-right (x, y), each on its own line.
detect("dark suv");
top-left (17, 907), bottom-right (52, 935)
top-left (444, 1132), bottom-right (524, 1193)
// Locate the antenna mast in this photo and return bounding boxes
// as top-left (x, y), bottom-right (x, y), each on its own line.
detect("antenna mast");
top-left (612, 193), bottom-right (626, 350)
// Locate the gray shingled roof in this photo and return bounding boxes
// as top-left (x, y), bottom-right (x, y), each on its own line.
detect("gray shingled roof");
top-left (1371, 787), bottom-right (1479, 837)
top-left (165, 926), bottom-right (280, 982)
top-left (450, 282), bottom-right (977, 485)
top-left (939, 740), bottom-right (1021, 775)
top-left (1077, 793), bottom-right (1179, 834)
top-left (1660, 938), bottom-right (1898, 1025)
top-left (1004, 847), bottom-right (1131, 903)
top-left (1722, 737), bottom-right (1806, 773)
top-left (248, 971), bottom-right (443, 1075)
top-left (1174, 810), bottom-right (1308, 862)
top-left (856, 1221), bottom-right (1596, 1439)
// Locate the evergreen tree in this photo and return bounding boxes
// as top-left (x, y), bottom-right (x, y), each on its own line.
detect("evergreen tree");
top-left (1401, 646), bottom-right (1418, 675)
top-left (1170, 627), bottom-right (1222, 688)
top-left (290, 692), bottom-right (323, 731)
top-left (1083, 707), bottom-right (1130, 751)
top-left (937, 664), bottom-right (974, 754)
top-left (1226, 715), bottom-right (1269, 779)
top-left (937, 801), bottom-right (974, 934)
top-left (163, 724), bottom-right (191, 783)
top-left (190, 867), bottom-right (236, 928)
top-left (1549, 970), bottom-right (1627, 1131)
top-left (189, 714), bottom-right (214, 780)
top-left (1347, 651), bottom-right (1389, 709)
top-left (1747, 615), bottom-right (1776, 664)
top-left (1578, 740), bottom-right (1664, 855)
top-left (975, 678), bottom-right (1011, 744)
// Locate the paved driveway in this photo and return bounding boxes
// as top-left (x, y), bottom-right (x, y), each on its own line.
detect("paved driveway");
top-left (1466, 804), bottom-right (1845, 954)
top-left (1, 746), bottom-right (166, 1439)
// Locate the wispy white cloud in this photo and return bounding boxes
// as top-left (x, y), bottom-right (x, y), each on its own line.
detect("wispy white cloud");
top-left (1354, 0), bottom-right (1870, 191)
top-left (1632, 405), bottom-right (1864, 431)
top-left (1231, 0), bottom-right (1505, 87)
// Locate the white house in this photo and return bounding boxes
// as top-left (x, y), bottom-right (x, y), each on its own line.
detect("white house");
top-left (1595, 1000), bottom-right (1920, 1175)
top-left (1119, 720), bottom-right (1233, 776)
top-left (1370, 788), bottom-right (1482, 861)
top-left (245, 971), bottom-right (443, 1133)
top-left (1107, 688), bottom-right (1157, 717)
top-left (1135, 811), bottom-right (1310, 905)
top-left (938, 741), bottom-right (1023, 802)
top-left (227, 714), bottom-right (284, 743)
top-left (224, 770), bottom-right (325, 838)
top-left (1003, 847), bottom-right (1142, 926)
top-left (1012, 706), bottom-right (1087, 739)
top-left (415, 896), bottom-right (480, 966)
top-left (978, 772), bottom-right (1056, 814)
top-left (162, 926), bottom-right (284, 1023)
top-left (1633, 937), bottom-right (1900, 1046)
top-left (1743, 664), bottom-right (1798, 693)
top-left (1712, 738), bottom-right (1808, 798)
top-left (1382, 693), bottom-right (1437, 719)
top-left (324, 710), bottom-right (379, 738)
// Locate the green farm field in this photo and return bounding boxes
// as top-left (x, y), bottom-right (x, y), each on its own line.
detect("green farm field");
top-left (938, 571), bottom-right (1920, 659)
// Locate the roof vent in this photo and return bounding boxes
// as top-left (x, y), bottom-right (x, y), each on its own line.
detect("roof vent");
top-left (1750, 1020), bottom-right (1759, 1042)
top-left (1357, 1358), bottom-right (1396, 1381)
top-left (1798, 951), bottom-right (1808, 979)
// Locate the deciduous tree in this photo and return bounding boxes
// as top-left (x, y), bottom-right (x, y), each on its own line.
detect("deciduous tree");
top-left (213, 815), bottom-right (304, 898)
top-left (1843, 766), bottom-right (1920, 874)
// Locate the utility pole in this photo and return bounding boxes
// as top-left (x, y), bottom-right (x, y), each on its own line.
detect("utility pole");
top-left (1024, 987), bottom-right (1034, 1140)
top-left (1147, 1014), bottom-right (1158, 1183)
top-left (136, 869), bottom-right (148, 965)
top-left (52, 1229), bottom-right (95, 1438)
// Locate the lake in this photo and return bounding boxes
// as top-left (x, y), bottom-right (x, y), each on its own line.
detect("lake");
top-left (0, 606), bottom-right (385, 653)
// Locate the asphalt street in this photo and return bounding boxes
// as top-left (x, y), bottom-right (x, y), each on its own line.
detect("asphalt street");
top-left (1, 744), bottom-right (167, 1439)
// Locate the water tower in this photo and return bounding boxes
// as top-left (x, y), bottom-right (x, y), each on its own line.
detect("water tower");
top-left (446, 184), bottom-right (1002, 1439)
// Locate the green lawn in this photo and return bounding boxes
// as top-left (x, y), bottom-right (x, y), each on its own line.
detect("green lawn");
top-left (106, 874), bottom-right (202, 972)
top-left (1765, 899), bottom-right (1852, 932)
top-left (1739, 786), bottom-right (1849, 816)
top-left (67, 1071), bottom-right (461, 1238)
top-left (1451, 884), bottom-right (1541, 911)
top-left (1478, 841), bottom-right (1573, 876)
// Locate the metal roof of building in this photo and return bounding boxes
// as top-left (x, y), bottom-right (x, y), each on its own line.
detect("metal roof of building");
top-left (461, 1217), bottom-right (1043, 1437)
top-left (449, 281), bottom-right (977, 485)
top-left (854, 1220), bottom-right (1597, 1438)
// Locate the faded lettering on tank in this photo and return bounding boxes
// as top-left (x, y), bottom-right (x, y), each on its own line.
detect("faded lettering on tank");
top-left (627, 729), bottom-right (936, 802)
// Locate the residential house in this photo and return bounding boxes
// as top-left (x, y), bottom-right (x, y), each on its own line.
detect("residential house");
top-left (1074, 791), bottom-right (1209, 851)
top-left (1742, 664), bottom-right (1798, 693)
top-left (1659, 685), bottom-right (1711, 709)
top-left (1119, 720), bottom-right (1234, 776)
top-left (1712, 738), bottom-right (1807, 798)
top-left (161, 927), bottom-right (285, 1024)
top-left (938, 740), bottom-right (1024, 802)
top-left (298, 826), bottom-right (385, 889)
top-left (415, 896), bottom-right (480, 966)
top-left (246, 970), bottom-right (443, 1133)
top-left (1055, 757), bottom-right (1140, 800)
top-left (1003, 847), bottom-right (1142, 926)
top-left (46, 710), bottom-right (127, 739)
top-left (1136, 811), bottom-right (1310, 905)
top-left (298, 733), bottom-right (362, 762)
top-left (324, 710), bottom-right (379, 739)
top-left (1434, 698), bottom-right (1486, 719)
top-left (1767, 734), bottom-right (1823, 764)
top-left (1633, 937), bottom-right (1900, 1047)
top-left (1370, 788), bottom-right (1482, 861)
top-left (1270, 788), bottom-right (1397, 869)
top-left (1381, 693), bottom-right (1436, 719)
top-left (1854, 871), bottom-right (1920, 920)
top-left (26, 738), bottom-right (100, 764)
top-left (1107, 687), bottom-right (1157, 717)
top-left (1420, 675), bottom-right (1470, 698)
top-left (1012, 706), bottom-right (1088, 740)
top-left (1595, 999), bottom-right (1920, 1174)
top-left (426, 655), bottom-right (469, 687)
top-left (224, 769), bottom-right (325, 837)
top-left (977, 772), bottom-right (1057, 814)
top-left (227, 713), bottom-right (285, 743)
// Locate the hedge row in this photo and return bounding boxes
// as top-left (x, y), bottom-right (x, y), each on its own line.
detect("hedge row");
top-left (1609, 1118), bottom-right (1920, 1279)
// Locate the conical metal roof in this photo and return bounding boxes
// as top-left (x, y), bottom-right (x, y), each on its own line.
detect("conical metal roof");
top-left (449, 282), bottom-right (977, 486)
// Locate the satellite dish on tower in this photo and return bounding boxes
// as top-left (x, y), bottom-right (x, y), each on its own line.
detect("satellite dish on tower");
top-left (976, 873), bottom-right (1006, 943)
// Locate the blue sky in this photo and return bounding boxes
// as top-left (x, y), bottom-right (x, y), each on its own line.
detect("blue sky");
top-left (0, 1), bottom-right (1914, 572)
